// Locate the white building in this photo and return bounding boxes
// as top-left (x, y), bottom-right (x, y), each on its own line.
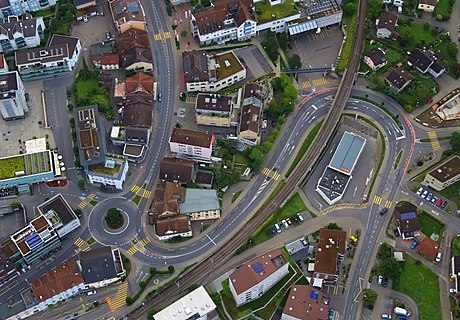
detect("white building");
top-left (229, 249), bottom-right (289, 306)
top-left (0, 0), bottom-right (57, 19)
top-left (32, 258), bottom-right (86, 309)
top-left (0, 71), bottom-right (28, 120)
top-left (0, 13), bottom-right (44, 53)
top-left (169, 127), bottom-right (215, 163)
top-left (153, 286), bottom-right (219, 320)
top-left (79, 246), bottom-right (126, 289)
top-left (15, 35), bottom-right (81, 80)
top-left (87, 157), bottom-right (129, 190)
top-left (183, 50), bottom-right (246, 93)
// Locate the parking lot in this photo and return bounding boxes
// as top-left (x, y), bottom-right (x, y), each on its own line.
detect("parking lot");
top-left (233, 46), bottom-right (274, 80)
top-left (0, 207), bottom-right (25, 242)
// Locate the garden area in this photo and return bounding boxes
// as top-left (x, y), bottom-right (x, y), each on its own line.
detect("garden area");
top-left (394, 255), bottom-right (441, 320)
top-left (432, 0), bottom-right (455, 21)
top-left (337, 11), bottom-right (357, 70)
top-left (74, 61), bottom-right (114, 119)
top-left (451, 235), bottom-right (460, 255)
top-left (418, 211), bottom-right (445, 239)
top-left (255, 0), bottom-right (298, 24)
top-left (0, 155), bottom-right (26, 180)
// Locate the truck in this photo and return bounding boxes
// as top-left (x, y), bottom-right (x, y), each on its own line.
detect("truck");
top-left (394, 307), bottom-right (411, 316)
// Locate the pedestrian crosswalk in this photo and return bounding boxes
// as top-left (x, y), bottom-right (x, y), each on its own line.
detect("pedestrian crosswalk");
top-left (301, 78), bottom-right (328, 89)
top-left (74, 238), bottom-right (85, 247)
top-left (384, 200), bottom-right (392, 208)
top-left (127, 246), bottom-right (138, 256)
top-left (153, 31), bottom-right (171, 41)
top-left (106, 297), bottom-right (115, 312)
top-left (131, 185), bottom-right (141, 194)
top-left (373, 195), bottom-right (382, 205)
top-left (112, 282), bottom-right (128, 310)
top-left (78, 201), bottom-right (87, 209)
top-left (185, 96), bottom-right (197, 104)
top-left (127, 237), bottom-right (151, 255)
top-left (143, 189), bottom-right (151, 199)
top-left (262, 167), bottom-right (281, 180)
top-left (428, 131), bottom-right (441, 151)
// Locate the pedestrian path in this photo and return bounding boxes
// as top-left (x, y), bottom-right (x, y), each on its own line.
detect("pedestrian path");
top-left (111, 282), bottom-right (128, 310)
top-left (301, 78), bottom-right (328, 89)
top-left (153, 31), bottom-right (171, 41)
top-left (131, 185), bottom-right (151, 199)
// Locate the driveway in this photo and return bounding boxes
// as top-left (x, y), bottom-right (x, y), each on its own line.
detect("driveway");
top-left (371, 284), bottom-right (419, 320)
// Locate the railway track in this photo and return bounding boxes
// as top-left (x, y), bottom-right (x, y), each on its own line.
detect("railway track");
top-left (127, 0), bottom-right (367, 318)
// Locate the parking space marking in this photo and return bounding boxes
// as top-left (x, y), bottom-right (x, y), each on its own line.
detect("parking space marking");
top-left (185, 96), bottom-right (197, 104)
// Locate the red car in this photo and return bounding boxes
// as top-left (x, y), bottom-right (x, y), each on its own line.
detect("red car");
top-left (436, 198), bottom-right (443, 207)
top-left (427, 98), bottom-right (434, 104)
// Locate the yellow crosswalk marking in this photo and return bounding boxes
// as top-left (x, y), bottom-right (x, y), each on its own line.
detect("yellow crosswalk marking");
top-left (112, 282), bottom-right (129, 309)
top-left (385, 200), bottom-right (392, 208)
top-left (131, 185), bottom-right (141, 194)
top-left (163, 31), bottom-right (171, 39)
top-left (87, 193), bottom-right (96, 199)
top-left (140, 237), bottom-right (151, 246)
top-left (312, 78), bottom-right (328, 86)
top-left (78, 201), bottom-right (87, 209)
top-left (127, 246), bottom-right (138, 255)
top-left (74, 238), bottom-right (85, 247)
top-left (142, 190), bottom-right (151, 198)
top-left (82, 246), bottom-right (91, 252)
top-left (262, 167), bottom-right (270, 176)
top-left (302, 81), bottom-right (312, 89)
top-left (154, 33), bottom-right (161, 40)
top-left (428, 131), bottom-right (441, 151)
top-left (273, 173), bottom-right (281, 180)
top-left (106, 297), bottom-right (116, 312)
top-left (373, 195), bottom-right (382, 205)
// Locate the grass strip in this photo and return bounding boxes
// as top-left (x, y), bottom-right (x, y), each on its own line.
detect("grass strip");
top-left (351, 95), bottom-right (403, 129)
top-left (231, 190), bottom-right (243, 204)
top-left (337, 13), bottom-right (357, 70)
top-left (132, 195), bottom-right (141, 205)
top-left (286, 120), bottom-right (323, 178)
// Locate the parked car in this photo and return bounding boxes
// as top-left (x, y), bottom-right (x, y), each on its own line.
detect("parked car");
top-left (416, 187), bottom-right (423, 196)
top-left (381, 314), bottom-right (392, 319)
top-left (274, 223), bottom-right (281, 234)
top-left (426, 193), bottom-right (433, 201)
top-left (421, 190), bottom-right (428, 199)
top-left (105, 31), bottom-right (111, 40)
top-left (379, 208), bottom-right (388, 216)
top-left (382, 277), bottom-right (388, 287)
top-left (430, 196), bottom-right (437, 204)
top-left (300, 238), bottom-right (307, 246)
top-left (435, 252), bottom-right (442, 263)
top-left (297, 213), bottom-right (304, 222)
top-left (394, 228), bottom-right (400, 237)
top-left (378, 275), bottom-right (383, 285)
top-left (436, 198), bottom-right (443, 207)
top-left (450, 288), bottom-right (457, 294)
top-left (441, 201), bottom-right (449, 210)
top-left (86, 290), bottom-right (96, 296)
top-left (157, 92), bottom-right (162, 102)
top-left (83, 16), bottom-right (88, 22)
top-left (410, 241), bottom-right (418, 249)
top-left (435, 26), bottom-right (444, 34)
top-left (282, 219), bottom-right (289, 229)
top-left (286, 217), bottom-right (292, 225)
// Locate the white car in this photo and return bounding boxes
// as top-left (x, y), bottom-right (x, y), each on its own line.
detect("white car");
top-left (300, 238), bottom-right (307, 246)
top-left (421, 190), bottom-right (428, 199)
top-left (378, 275), bottom-right (383, 285)
top-left (83, 16), bottom-right (88, 23)
top-left (86, 290), bottom-right (96, 296)
top-left (450, 288), bottom-right (457, 294)
top-left (416, 187), bottom-right (423, 196)
top-left (435, 252), bottom-right (442, 263)
top-left (282, 219), bottom-right (289, 229)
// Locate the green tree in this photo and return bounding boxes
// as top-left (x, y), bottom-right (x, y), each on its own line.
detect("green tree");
top-left (105, 208), bottom-right (123, 226)
top-left (79, 58), bottom-right (91, 80)
top-left (288, 54), bottom-right (302, 69)
top-left (166, 3), bottom-right (172, 16)
top-left (343, 2), bottom-right (357, 15)
top-left (277, 32), bottom-right (289, 51)
top-left (362, 289), bottom-right (378, 309)
top-left (262, 31), bottom-right (279, 62)
top-left (10, 202), bottom-right (21, 210)
top-left (77, 176), bottom-right (86, 190)
top-left (380, 257), bottom-right (403, 280)
top-left (450, 132), bottom-right (460, 151)
top-left (377, 242), bottom-right (392, 260)
top-left (168, 265), bottom-right (175, 273)
top-left (248, 146), bottom-right (264, 170)
top-left (181, 30), bottom-right (187, 37)
top-left (201, 0), bottom-right (211, 6)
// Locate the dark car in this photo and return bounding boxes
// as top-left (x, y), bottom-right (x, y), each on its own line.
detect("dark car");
top-left (105, 31), bottom-right (111, 40)
top-left (382, 277), bottom-right (388, 287)
top-left (394, 228), bottom-right (400, 237)
top-left (441, 200), bottom-right (449, 210)
top-left (379, 208), bottom-right (388, 215)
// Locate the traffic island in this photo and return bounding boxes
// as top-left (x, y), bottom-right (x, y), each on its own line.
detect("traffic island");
top-left (105, 208), bottom-right (125, 230)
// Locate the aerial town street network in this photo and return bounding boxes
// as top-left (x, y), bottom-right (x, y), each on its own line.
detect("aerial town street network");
top-left (0, 0), bottom-right (458, 318)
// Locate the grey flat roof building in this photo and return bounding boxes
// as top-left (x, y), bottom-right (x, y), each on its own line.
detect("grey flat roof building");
top-left (329, 131), bottom-right (366, 174)
top-left (178, 189), bottom-right (220, 214)
top-left (316, 131), bottom-right (366, 205)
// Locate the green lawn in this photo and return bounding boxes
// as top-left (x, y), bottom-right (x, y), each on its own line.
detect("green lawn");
top-left (438, 179), bottom-right (460, 207)
top-left (452, 236), bottom-right (460, 255)
top-left (433, 0), bottom-right (454, 21)
top-left (337, 14), bottom-right (357, 70)
top-left (397, 23), bottom-right (437, 51)
top-left (75, 74), bottom-right (113, 118)
top-left (165, 236), bottom-right (193, 243)
top-left (121, 254), bottom-right (131, 277)
top-left (33, 7), bottom-right (55, 17)
top-left (286, 120), bottom-right (323, 177)
top-left (419, 211), bottom-right (444, 238)
top-left (54, 22), bottom-right (71, 36)
top-left (395, 255), bottom-right (441, 320)
top-left (395, 73), bottom-right (437, 108)
top-left (255, 0), bottom-right (298, 24)
top-left (132, 195), bottom-right (141, 205)
top-left (231, 190), bottom-right (243, 204)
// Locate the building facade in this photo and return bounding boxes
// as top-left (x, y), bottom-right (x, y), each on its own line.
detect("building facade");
top-left (0, 0), bottom-right (57, 19)
top-left (86, 156), bottom-right (129, 190)
top-left (169, 127), bottom-right (215, 163)
top-left (423, 156), bottom-right (460, 191)
top-left (0, 71), bottom-right (28, 120)
top-left (109, 0), bottom-right (146, 33)
top-left (229, 249), bottom-right (289, 306)
top-left (0, 14), bottom-right (45, 53)
top-left (195, 93), bottom-right (235, 127)
top-left (15, 35), bottom-right (81, 80)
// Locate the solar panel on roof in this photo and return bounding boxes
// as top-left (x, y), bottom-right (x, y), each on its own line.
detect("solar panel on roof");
top-left (309, 290), bottom-right (319, 300)
top-left (127, 2), bottom-right (139, 13)
top-left (401, 212), bottom-right (416, 220)
top-left (26, 233), bottom-right (43, 248)
top-left (252, 262), bottom-right (264, 274)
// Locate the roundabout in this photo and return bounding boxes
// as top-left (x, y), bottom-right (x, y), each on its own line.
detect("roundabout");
top-left (88, 196), bottom-right (141, 246)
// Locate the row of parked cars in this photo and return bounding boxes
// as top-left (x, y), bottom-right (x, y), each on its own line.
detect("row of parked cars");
top-left (1, 187), bottom-right (15, 198)
top-left (272, 213), bottom-right (304, 235)
top-left (416, 187), bottom-right (448, 210)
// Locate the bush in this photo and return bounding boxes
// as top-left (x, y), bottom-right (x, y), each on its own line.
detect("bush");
top-left (105, 208), bottom-right (123, 227)
top-left (10, 202), bottom-right (21, 210)
top-left (168, 265), bottom-right (175, 273)
top-left (126, 296), bottom-right (133, 305)
top-left (149, 267), bottom-right (157, 275)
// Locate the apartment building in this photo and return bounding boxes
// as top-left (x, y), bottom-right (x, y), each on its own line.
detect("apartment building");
top-left (282, 285), bottom-right (330, 320)
top-left (195, 93), bottom-right (235, 127)
top-left (119, 28), bottom-right (152, 71)
top-left (0, 0), bottom-right (56, 19)
top-left (183, 50), bottom-right (246, 93)
top-left (313, 229), bottom-right (347, 282)
top-left (423, 156), bottom-right (460, 190)
top-left (407, 48), bottom-right (446, 78)
top-left (169, 127), bottom-right (215, 163)
top-left (79, 246), bottom-right (125, 288)
top-left (109, 0), bottom-right (145, 33)
top-left (238, 83), bottom-right (264, 146)
top-left (74, 105), bottom-right (129, 189)
top-left (0, 13), bottom-right (45, 53)
top-left (153, 286), bottom-right (219, 320)
top-left (229, 249), bottom-right (289, 306)
top-left (15, 35), bottom-right (81, 80)
top-left (0, 71), bottom-right (28, 120)
top-left (376, 11), bottom-right (398, 39)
